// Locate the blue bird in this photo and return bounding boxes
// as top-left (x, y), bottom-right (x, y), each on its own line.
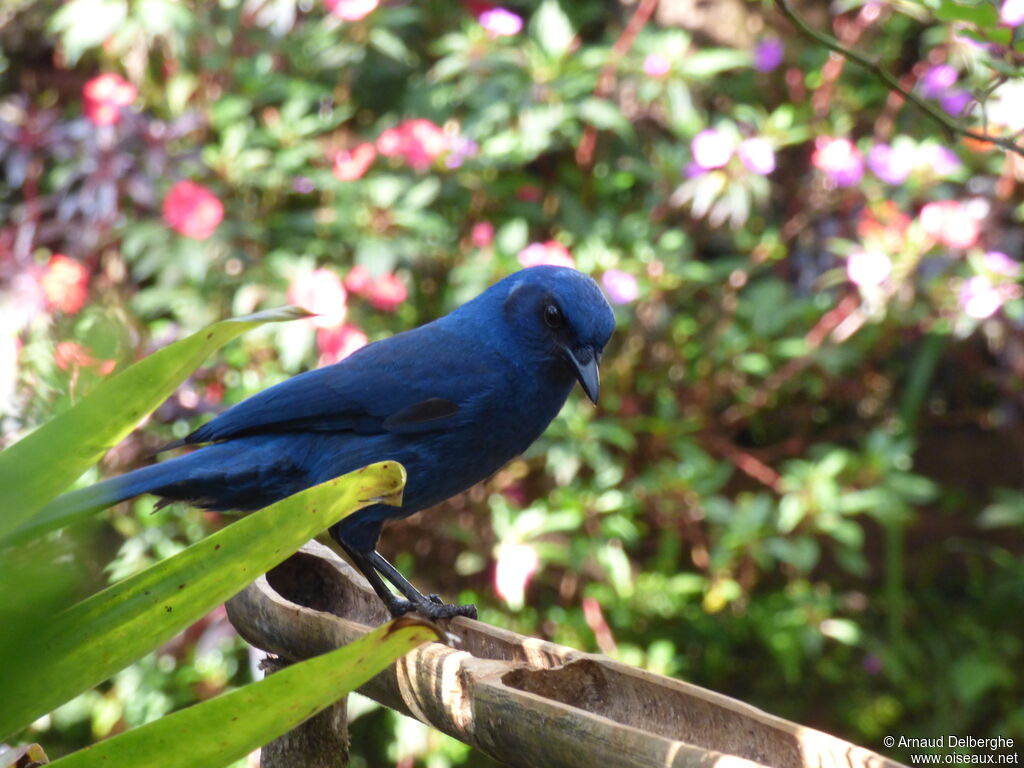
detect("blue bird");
top-left (46, 266), bottom-right (615, 620)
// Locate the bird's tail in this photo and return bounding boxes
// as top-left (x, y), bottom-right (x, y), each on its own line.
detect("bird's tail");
top-left (18, 459), bottom-right (199, 542)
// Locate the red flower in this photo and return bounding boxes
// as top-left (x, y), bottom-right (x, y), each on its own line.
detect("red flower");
top-left (163, 181), bottom-right (224, 240)
top-left (366, 272), bottom-right (407, 311)
top-left (287, 268), bottom-right (347, 328)
top-left (324, 0), bottom-right (378, 20)
top-left (376, 119), bottom-right (447, 172)
top-left (317, 323), bottom-right (368, 365)
top-left (41, 255), bottom-right (89, 315)
top-left (332, 142), bottom-right (376, 181)
top-left (83, 74), bottom-right (137, 127)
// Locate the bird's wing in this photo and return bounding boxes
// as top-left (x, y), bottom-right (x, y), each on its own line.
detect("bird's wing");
top-left (182, 324), bottom-right (486, 445)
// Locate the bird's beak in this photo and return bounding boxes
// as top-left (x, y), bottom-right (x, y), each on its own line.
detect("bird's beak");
top-left (563, 345), bottom-right (601, 404)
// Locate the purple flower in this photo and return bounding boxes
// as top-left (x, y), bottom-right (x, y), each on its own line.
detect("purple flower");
top-left (602, 269), bottom-right (639, 304)
top-left (919, 144), bottom-right (960, 177)
top-left (292, 176), bottom-right (315, 194)
top-left (753, 38), bottom-right (784, 72)
top-left (479, 7), bottom-right (523, 37)
top-left (691, 128), bottom-right (735, 170)
top-left (847, 249), bottom-right (891, 287)
top-left (867, 143), bottom-right (912, 185)
top-left (940, 89), bottom-right (972, 116)
top-left (643, 53), bottom-right (671, 78)
top-left (738, 137), bottom-right (776, 175)
top-left (444, 135), bottom-right (478, 168)
top-left (920, 65), bottom-right (958, 99)
top-left (960, 276), bottom-right (1003, 319)
top-left (1002, 0), bottom-right (1024, 25)
top-left (812, 136), bottom-right (863, 188)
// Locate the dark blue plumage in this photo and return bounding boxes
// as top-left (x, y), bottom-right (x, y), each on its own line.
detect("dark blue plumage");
top-left (46, 266), bottom-right (615, 618)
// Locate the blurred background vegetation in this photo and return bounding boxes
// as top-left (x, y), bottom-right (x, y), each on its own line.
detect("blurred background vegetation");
top-left (2, 0), bottom-right (1023, 764)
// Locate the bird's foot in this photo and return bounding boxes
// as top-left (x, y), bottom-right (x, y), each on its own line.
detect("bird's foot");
top-left (385, 595), bottom-right (477, 620)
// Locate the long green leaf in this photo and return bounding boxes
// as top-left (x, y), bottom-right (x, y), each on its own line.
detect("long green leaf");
top-left (0, 306), bottom-right (311, 539)
top-left (0, 461), bottom-right (405, 740)
top-left (49, 617), bottom-right (439, 768)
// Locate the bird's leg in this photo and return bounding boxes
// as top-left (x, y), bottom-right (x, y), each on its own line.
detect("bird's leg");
top-left (333, 536), bottom-right (477, 620)
top-left (364, 550), bottom-right (478, 620)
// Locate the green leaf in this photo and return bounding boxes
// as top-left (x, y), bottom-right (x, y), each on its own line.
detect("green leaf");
top-left (47, 617), bottom-right (438, 768)
top-left (0, 307), bottom-right (311, 541)
top-left (0, 461), bottom-right (405, 739)
top-left (933, 0), bottom-right (998, 26)
top-left (577, 98), bottom-right (632, 138)
top-left (531, 0), bottom-right (574, 59)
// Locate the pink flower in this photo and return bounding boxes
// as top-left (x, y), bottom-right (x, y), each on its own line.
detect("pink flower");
top-left (366, 272), bottom-right (407, 312)
top-left (919, 200), bottom-right (981, 249)
top-left (920, 65), bottom-right (958, 99)
top-left (960, 276), bottom-right (1003, 319)
top-left (376, 119), bottom-right (447, 172)
top-left (518, 241), bottom-right (575, 269)
top-left (846, 249), bottom-right (891, 287)
top-left (494, 543), bottom-right (539, 608)
top-left (601, 269), bottom-right (638, 304)
top-left (919, 144), bottom-right (960, 177)
top-left (344, 265), bottom-right (408, 311)
top-left (1003, 0), bottom-right (1024, 25)
top-left (812, 137), bottom-right (864, 188)
top-left (479, 7), bottom-right (522, 36)
top-left (691, 129), bottom-right (734, 170)
top-left (287, 268), bottom-right (347, 328)
top-left (867, 143), bottom-right (912, 185)
top-left (82, 74), bottom-right (137, 126)
top-left (643, 53), bottom-right (671, 78)
top-left (753, 38), bottom-right (784, 72)
top-left (738, 137), bottom-right (776, 175)
top-left (317, 323), bottom-right (368, 365)
top-left (163, 181), bottom-right (224, 240)
top-left (41, 255), bottom-right (89, 315)
top-left (983, 250), bottom-right (1021, 277)
top-left (325, 0), bottom-right (377, 21)
top-left (471, 221), bottom-right (495, 248)
top-left (332, 142), bottom-right (376, 181)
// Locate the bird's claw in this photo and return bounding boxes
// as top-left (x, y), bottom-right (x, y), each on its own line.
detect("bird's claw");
top-left (386, 596), bottom-right (477, 621)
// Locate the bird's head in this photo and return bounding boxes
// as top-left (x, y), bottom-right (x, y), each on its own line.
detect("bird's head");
top-left (498, 266), bottom-right (616, 403)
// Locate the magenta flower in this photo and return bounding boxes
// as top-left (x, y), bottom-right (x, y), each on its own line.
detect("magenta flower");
top-left (691, 128), bottom-right (735, 170)
top-left (939, 89), bottom-right (972, 116)
top-left (753, 38), bottom-right (784, 72)
top-left (479, 7), bottom-right (523, 36)
top-left (983, 251), bottom-right (1021, 277)
top-left (738, 137), bottom-right (776, 175)
top-left (601, 269), bottom-right (638, 304)
top-left (1002, 0), bottom-right (1024, 25)
top-left (324, 0), bottom-right (377, 20)
top-left (847, 249), bottom-right (892, 287)
top-left (868, 143), bottom-right (912, 185)
top-left (920, 65), bottom-right (958, 98)
top-left (960, 276), bottom-right (1003, 319)
top-left (518, 241), bottom-right (575, 269)
top-left (643, 53), bottom-right (671, 78)
top-left (812, 137), bottom-right (863, 188)
top-left (919, 144), bottom-right (960, 177)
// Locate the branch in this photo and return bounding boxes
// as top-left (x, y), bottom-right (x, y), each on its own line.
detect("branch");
top-left (227, 541), bottom-right (910, 768)
top-left (774, 0), bottom-right (1024, 158)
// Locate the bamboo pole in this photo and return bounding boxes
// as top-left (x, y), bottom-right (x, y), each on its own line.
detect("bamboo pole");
top-left (226, 541), bottom-right (907, 768)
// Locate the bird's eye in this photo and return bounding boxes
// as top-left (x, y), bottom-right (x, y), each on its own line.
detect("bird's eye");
top-left (543, 303), bottom-right (563, 329)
